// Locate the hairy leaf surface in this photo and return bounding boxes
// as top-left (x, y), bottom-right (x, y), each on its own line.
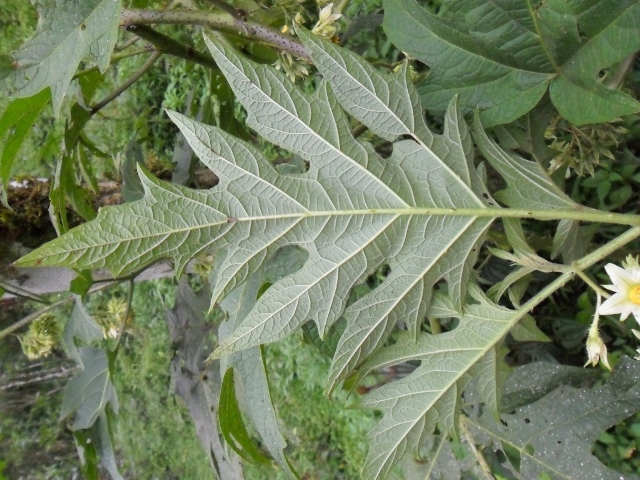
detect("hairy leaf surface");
top-left (218, 246), bottom-right (304, 476)
top-left (15, 31), bottom-right (588, 477)
top-left (384, 0), bottom-right (640, 126)
top-left (465, 358), bottom-right (640, 479)
top-left (2, 0), bottom-right (122, 115)
top-left (353, 285), bottom-right (536, 478)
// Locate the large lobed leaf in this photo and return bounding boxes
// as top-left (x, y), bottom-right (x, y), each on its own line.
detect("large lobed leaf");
top-left (466, 358), bottom-right (640, 479)
top-left (384, 0), bottom-right (640, 126)
top-left (16, 29), bottom-right (585, 477)
top-left (1, 0), bottom-right (122, 115)
top-left (352, 285), bottom-right (536, 478)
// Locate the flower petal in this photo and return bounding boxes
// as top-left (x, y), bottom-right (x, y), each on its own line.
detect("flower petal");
top-left (598, 292), bottom-right (634, 320)
top-left (605, 263), bottom-right (637, 291)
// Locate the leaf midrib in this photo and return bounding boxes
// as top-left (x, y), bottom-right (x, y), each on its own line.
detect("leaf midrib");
top-left (24, 205), bottom-right (640, 265)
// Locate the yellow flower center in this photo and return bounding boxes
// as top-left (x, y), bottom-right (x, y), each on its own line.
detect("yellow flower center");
top-left (630, 285), bottom-right (640, 305)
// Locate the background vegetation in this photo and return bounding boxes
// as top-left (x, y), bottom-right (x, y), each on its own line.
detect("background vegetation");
top-left (2, 0), bottom-right (640, 478)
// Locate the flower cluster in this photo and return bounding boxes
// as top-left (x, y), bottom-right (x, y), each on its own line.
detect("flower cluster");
top-left (311, 3), bottom-right (342, 38)
top-left (18, 314), bottom-right (59, 360)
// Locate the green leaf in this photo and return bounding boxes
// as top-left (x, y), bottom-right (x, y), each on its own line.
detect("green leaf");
top-left (49, 149), bottom-right (97, 236)
top-left (500, 362), bottom-right (598, 412)
top-left (59, 347), bottom-right (119, 430)
top-left (219, 368), bottom-right (272, 466)
top-left (472, 117), bottom-right (580, 211)
top-left (219, 246), bottom-right (303, 477)
top-left (69, 270), bottom-right (94, 296)
top-left (2, 0), bottom-right (122, 115)
top-left (121, 141), bottom-right (145, 202)
top-left (14, 32), bottom-right (587, 478)
top-left (0, 89), bottom-right (50, 208)
top-left (466, 358), bottom-right (640, 479)
top-left (384, 0), bottom-right (640, 126)
top-left (551, 219), bottom-right (588, 263)
top-left (73, 412), bottom-right (124, 480)
top-left (63, 297), bottom-right (103, 365)
top-left (353, 286), bottom-right (518, 479)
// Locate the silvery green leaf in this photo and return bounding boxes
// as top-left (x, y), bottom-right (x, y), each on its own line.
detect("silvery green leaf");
top-left (2, 0), bottom-right (122, 115)
top-left (354, 286), bottom-right (517, 479)
top-left (15, 32), bottom-right (589, 478)
top-left (59, 347), bottom-right (118, 430)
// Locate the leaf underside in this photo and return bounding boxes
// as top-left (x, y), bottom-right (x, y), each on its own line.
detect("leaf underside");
top-left (2, 0), bottom-right (122, 115)
top-left (384, 0), bottom-right (640, 126)
top-left (17, 29), bottom-right (584, 478)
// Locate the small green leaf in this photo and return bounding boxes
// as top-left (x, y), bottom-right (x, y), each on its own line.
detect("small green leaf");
top-left (473, 116), bottom-right (581, 211)
top-left (59, 347), bottom-right (118, 430)
top-left (3, 0), bottom-right (123, 115)
top-left (549, 76), bottom-right (640, 125)
top-left (63, 297), bottom-right (103, 365)
top-left (121, 141), bottom-right (145, 203)
top-left (551, 219), bottom-right (587, 263)
top-left (510, 315), bottom-right (551, 343)
top-left (70, 270), bottom-right (94, 297)
top-left (218, 368), bottom-right (272, 466)
top-left (72, 412), bottom-right (124, 480)
top-left (0, 89), bottom-right (50, 208)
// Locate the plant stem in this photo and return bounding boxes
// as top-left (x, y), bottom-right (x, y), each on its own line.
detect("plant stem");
top-left (0, 282), bottom-right (119, 340)
top-left (263, 206), bottom-right (640, 227)
top-left (571, 263), bottom-right (610, 299)
top-left (351, 123), bottom-right (368, 138)
top-left (116, 35), bottom-right (140, 52)
top-left (516, 226), bottom-right (640, 319)
top-left (113, 278), bottom-right (134, 357)
top-left (428, 317), bottom-right (441, 334)
top-left (91, 50), bottom-right (162, 115)
top-left (0, 297), bottom-right (68, 340)
top-left (0, 281), bottom-right (50, 304)
top-left (120, 9), bottom-right (310, 60)
top-left (126, 25), bottom-right (219, 71)
top-left (334, 0), bottom-right (351, 14)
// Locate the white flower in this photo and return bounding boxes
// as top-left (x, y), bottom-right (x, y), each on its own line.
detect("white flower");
top-left (597, 256), bottom-right (640, 324)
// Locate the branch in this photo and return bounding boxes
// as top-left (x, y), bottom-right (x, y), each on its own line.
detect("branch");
top-left (121, 9), bottom-right (310, 60)
top-left (0, 280), bottom-right (122, 340)
top-left (0, 366), bottom-right (75, 391)
top-left (126, 25), bottom-right (219, 71)
top-left (0, 296), bottom-right (72, 340)
top-left (91, 50), bottom-right (162, 115)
